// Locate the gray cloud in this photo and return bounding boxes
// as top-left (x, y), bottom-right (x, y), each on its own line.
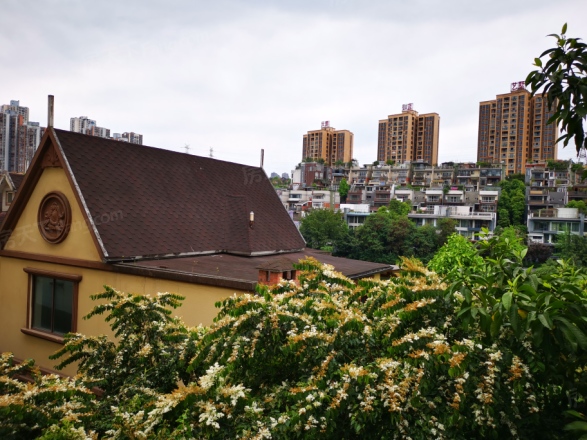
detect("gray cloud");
top-left (1, 0), bottom-right (585, 173)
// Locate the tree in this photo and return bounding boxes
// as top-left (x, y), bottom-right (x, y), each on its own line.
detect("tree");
top-left (556, 228), bottom-right (587, 267)
top-left (524, 242), bottom-right (554, 266)
top-left (387, 199), bottom-right (411, 217)
top-left (345, 158), bottom-right (359, 169)
top-left (4, 255), bottom-right (587, 438)
top-left (299, 209), bottom-right (348, 250)
top-left (436, 217), bottom-right (457, 247)
top-left (428, 233), bottom-right (483, 278)
top-left (526, 24), bottom-right (587, 155)
top-left (498, 178), bottom-right (526, 227)
top-left (567, 199), bottom-right (587, 214)
top-left (338, 178), bottom-right (350, 203)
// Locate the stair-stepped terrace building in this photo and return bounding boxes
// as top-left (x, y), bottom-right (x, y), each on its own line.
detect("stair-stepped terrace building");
top-left (527, 207), bottom-right (586, 244)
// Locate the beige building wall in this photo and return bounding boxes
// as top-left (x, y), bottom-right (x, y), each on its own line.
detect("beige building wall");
top-left (302, 125), bottom-right (354, 166)
top-left (377, 109), bottom-right (439, 165)
top-left (477, 87), bottom-right (558, 175)
top-left (0, 165), bottom-right (242, 376)
top-left (4, 167), bottom-right (102, 260)
top-left (0, 256), bottom-right (239, 376)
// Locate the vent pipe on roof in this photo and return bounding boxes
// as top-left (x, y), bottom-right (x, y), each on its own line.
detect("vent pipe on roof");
top-left (48, 95), bottom-right (54, 127)
top-left (260, 149), bottom-right (264, 168)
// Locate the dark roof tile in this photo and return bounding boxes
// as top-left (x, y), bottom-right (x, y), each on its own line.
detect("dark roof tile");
top-left (53, 129), bottom-right (305, 260)
top-left (121, 249), bottom-right (396, 284)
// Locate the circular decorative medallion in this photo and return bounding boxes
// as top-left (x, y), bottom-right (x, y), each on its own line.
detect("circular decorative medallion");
top-left (38, 192), bottom-right (72, 244)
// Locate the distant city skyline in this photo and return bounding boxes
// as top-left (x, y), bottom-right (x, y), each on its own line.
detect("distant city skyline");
top-left (2, 0), bottom-right (584, 174)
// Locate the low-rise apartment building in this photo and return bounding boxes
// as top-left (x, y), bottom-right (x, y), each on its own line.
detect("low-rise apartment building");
top-left (527, 207), bottom-right (586, 244)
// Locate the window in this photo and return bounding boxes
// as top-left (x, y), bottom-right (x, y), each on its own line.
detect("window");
top-left (5, 191), bottom-right (14, 205)
top-left (22, 268), bottom-right (81, 343)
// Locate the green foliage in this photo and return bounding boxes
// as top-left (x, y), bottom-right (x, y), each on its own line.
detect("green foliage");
top-left (548, 159), bottom-right (570, 171)
top-left (440, 230), bottom-right (587, 436)
top-left (299, 209), bottom-right (348, 249)
top-left (51, 287), bottom-right (192, 394)
top-left (567, 200), bottom-right (587, 214)
top-left (428, 233), bottom-right (483, 278)
top-left (2, 252), bottom-right (587, 438)
top-left (556, 229), bottom-right (587, 267)
top-left (498, 178), bottom-right (526, 227)
top-left (270, 176), bottom-right (290, 189)
top-left (387, 199), bottom-right (412, 217)
top-left (338, 178), bottom-right (350, 201)
top-left (0, 353), bottom-right (96, 439)
top-left (436, 217), bottom-right (457, 247)
top-left (526, 24), bottom-right (587, 154)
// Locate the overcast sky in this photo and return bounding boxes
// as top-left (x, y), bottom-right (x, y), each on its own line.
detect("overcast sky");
top-left (2, 0), bottom-right (586, 175)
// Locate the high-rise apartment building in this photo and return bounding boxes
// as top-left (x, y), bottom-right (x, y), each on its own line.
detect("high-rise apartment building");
top-left (377, 104), bottom-right (440, 165)
top-left (477, 82), bottom-right (557, 175)
top-left (71, 117), bottom-right (142, 144)
top-left (70, 116), bottom-right (111, 139)
top-left (0, 100), bottom-right (44, 172)
top-left (121, 132), bottom-right (143, 145)
top-left (302, 122), bottom-right (353, 166)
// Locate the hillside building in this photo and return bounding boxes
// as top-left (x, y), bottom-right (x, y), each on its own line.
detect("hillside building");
top-left (302, 121), bottom-right (353, 166)
top-left (477, 82), bottom-right (557, 175)
top-left (377, 104), bottom-right (440, 165)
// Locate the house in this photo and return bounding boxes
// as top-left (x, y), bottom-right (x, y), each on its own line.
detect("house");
top-left (0, 128), bottom-right (394, 375)
top-left (0, 171), bottom-right (25, 224)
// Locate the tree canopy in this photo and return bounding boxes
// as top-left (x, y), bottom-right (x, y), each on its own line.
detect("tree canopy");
top-left (497, 178), bottom-right (526, 227)
top-left (3, 247), bottom-right (587, 438)
top-left (299, 209), bottom-right (348, 250)
top-left (526, 24), bottom-right (587, 155)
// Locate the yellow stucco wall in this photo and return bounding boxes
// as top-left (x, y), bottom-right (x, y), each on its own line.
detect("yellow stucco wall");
top-left (0, 256), bottom-right (240, 376)
top-left (4, 167), bottom-right (102, 261)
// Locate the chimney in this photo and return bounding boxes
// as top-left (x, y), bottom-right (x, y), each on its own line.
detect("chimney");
top-left (47, 95), bottom-right (54, 127)
top-left (260, 149), bottom-right (264, 168)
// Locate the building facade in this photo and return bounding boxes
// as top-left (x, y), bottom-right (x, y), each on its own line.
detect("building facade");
top-left (70, 116), bottom-right (111, 139)
top-left (477, 82), bottom-right (557, 175)
top-left (377, 104), bottom-right (440, 165)
top-left (0, 100), bottom-right (44, 173)
top-left (302, 122), bottom-right (353, 166)
top-left (71, 117), bottom-right (143, 144)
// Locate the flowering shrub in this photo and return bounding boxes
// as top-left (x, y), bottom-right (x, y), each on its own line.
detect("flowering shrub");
top-left (1, 256), bottom-right (586, 438)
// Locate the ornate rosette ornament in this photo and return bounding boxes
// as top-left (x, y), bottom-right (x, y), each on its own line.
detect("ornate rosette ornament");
top-left (38, 192), bottom-right (71, 244)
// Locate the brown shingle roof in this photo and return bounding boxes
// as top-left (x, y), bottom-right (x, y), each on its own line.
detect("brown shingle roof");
top-left (52, 129), bottom-right (305, 260)
top-left (8, 172), bottom-right (24, 190)
top-left (118, 248), bottom-right (396, 291)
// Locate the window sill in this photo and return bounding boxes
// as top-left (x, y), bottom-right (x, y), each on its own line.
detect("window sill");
top-left (21, 328), bottom-right (66, 344)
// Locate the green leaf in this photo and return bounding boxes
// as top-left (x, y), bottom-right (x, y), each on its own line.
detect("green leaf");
top-left (538, 313), bottom-right (553, 330)
top-left (510, 304), bottom-right (520, 334)
top-left (502, 291), bottom-right (513, 311)
top-left (562, 23), bottom-right (567, 35)
top-left (555, 317), bottom-right (587, 350)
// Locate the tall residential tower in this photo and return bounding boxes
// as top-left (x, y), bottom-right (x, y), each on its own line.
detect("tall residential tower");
top-left (0, 100), bottom-right (44, 172)
top-left (302, 121), bottom-right (353, 166)
top-left (377, 104), bottom-right (440, 165)
top-left (477, 82), bottom-right (557, 175)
